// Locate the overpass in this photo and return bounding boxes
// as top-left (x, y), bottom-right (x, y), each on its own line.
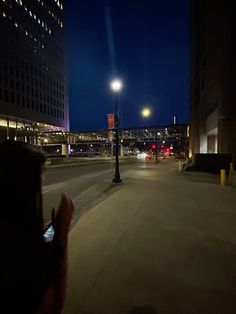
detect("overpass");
top-left (39, 123), bottom-right (189, 157)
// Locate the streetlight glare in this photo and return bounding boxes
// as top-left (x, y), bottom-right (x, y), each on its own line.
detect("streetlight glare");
top-left (141, 107), bottom-right (152, 118)
top-left (111, 79), bottom-right (122, 92)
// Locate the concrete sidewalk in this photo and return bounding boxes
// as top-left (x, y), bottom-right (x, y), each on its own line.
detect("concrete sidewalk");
top-left (63, 160), bottom-right (236, 314)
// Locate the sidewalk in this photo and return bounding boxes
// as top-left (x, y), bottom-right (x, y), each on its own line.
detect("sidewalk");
top-left (63, 160), bottom-right (236, 314)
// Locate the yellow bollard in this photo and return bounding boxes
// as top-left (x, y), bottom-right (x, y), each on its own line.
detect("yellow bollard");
top-left (178, 160), bottom-right (183, 172)
top-left (230, 162), bottom-right (234, 172)
top-left (220, 169), bottom-right (226, 186)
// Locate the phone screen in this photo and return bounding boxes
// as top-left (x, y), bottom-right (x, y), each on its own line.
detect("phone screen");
top-left (43, 224), bottom-right (54, 242)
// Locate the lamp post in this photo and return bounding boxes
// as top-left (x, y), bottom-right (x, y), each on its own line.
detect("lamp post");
top-left (141, 106), bottom-right (158, 162)
top-left (154, 119), bottom-right (158, 162)
top-left (110, 79), bottom-right (122, 183)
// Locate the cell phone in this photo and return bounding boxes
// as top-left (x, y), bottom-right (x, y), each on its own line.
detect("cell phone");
top-left (43, 224), bottom-right (55, 242)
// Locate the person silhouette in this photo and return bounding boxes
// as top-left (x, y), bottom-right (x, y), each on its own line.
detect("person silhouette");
top-left (0, 140), bottom-right (74, 314)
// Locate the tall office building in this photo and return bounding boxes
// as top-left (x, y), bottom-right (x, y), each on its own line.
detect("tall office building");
top-left (0, 0), bottom-right (69, 142)
top-left (190, 0), bottom-right (235, 160)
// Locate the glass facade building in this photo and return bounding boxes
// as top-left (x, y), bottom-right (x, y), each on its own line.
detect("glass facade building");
top-left (0, 0), bottom-right (69, 142)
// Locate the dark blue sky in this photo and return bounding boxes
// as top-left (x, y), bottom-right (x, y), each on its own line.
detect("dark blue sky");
top-left (65, 0), bottom-right (190, 131)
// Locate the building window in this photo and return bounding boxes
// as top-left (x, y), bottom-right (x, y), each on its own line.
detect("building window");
top-left (22, 95), bottom-right (25, 107)
top-left (201, 78), bottom-right (205, 91)
top-left (4, 90), bottom-right (9, 102)
top-left (17, 94), bottom-right (20, 105)
top-left (4, 76), bottom-right (9, 86)
top-left (11, 92), bottom-right (14, 103)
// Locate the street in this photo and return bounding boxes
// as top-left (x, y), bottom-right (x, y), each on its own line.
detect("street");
top-left (43, 158), bottom-right (141, 224)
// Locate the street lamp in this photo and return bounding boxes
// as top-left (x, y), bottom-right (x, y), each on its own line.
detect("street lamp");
top-left (110, 79), bottom-right (122, 183)
top-left (141, 106), bottom-right (158, 162)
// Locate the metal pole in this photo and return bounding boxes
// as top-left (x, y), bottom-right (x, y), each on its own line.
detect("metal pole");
top-left (15, 118), bottom-right (18, 141)
top-left (6, 117), bottom-right (9, 140)
top-left (113, 93), bottom-right (122, 183)
top-left (155, 119), bottom-right (158, 162)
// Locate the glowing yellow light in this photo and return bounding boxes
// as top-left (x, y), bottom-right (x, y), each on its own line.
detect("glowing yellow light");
top-left (141, 107), bottom-right (151, 118)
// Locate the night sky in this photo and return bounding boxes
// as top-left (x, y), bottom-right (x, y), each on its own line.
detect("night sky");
top-left (65, 0), bottom-right (190, 132)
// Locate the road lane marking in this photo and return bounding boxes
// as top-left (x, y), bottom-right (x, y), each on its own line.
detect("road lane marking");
top-left (42, 182), bottom-right (68, 193)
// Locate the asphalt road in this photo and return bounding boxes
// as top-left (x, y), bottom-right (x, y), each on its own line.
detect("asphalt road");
top-left (42, 158), bottom-right (139, 224)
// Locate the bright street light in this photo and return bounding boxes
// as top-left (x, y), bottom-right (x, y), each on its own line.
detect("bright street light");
top-left (141, 105), bottom-right (158, 162)
top-left (110, 79), bottom-right (122, 93)
top-left (110, 78), bottom-right (123, 183)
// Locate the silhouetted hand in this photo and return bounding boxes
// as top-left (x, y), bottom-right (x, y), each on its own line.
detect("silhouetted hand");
top-left (52, 193), bottom-right (74, 250)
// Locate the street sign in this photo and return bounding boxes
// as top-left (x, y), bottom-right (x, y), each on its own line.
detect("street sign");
top-left (107, 113), bottom-right (115, 130)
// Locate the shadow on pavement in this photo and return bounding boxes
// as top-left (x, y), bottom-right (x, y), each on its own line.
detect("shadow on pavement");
top-left (128, 304), bottom-right (157, 314)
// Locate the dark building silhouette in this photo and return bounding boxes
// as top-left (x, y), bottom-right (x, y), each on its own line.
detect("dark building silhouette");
top-left (190, 0), bottom-right (235, 160)
top-left (0, 0), bottom-right (69, 142)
